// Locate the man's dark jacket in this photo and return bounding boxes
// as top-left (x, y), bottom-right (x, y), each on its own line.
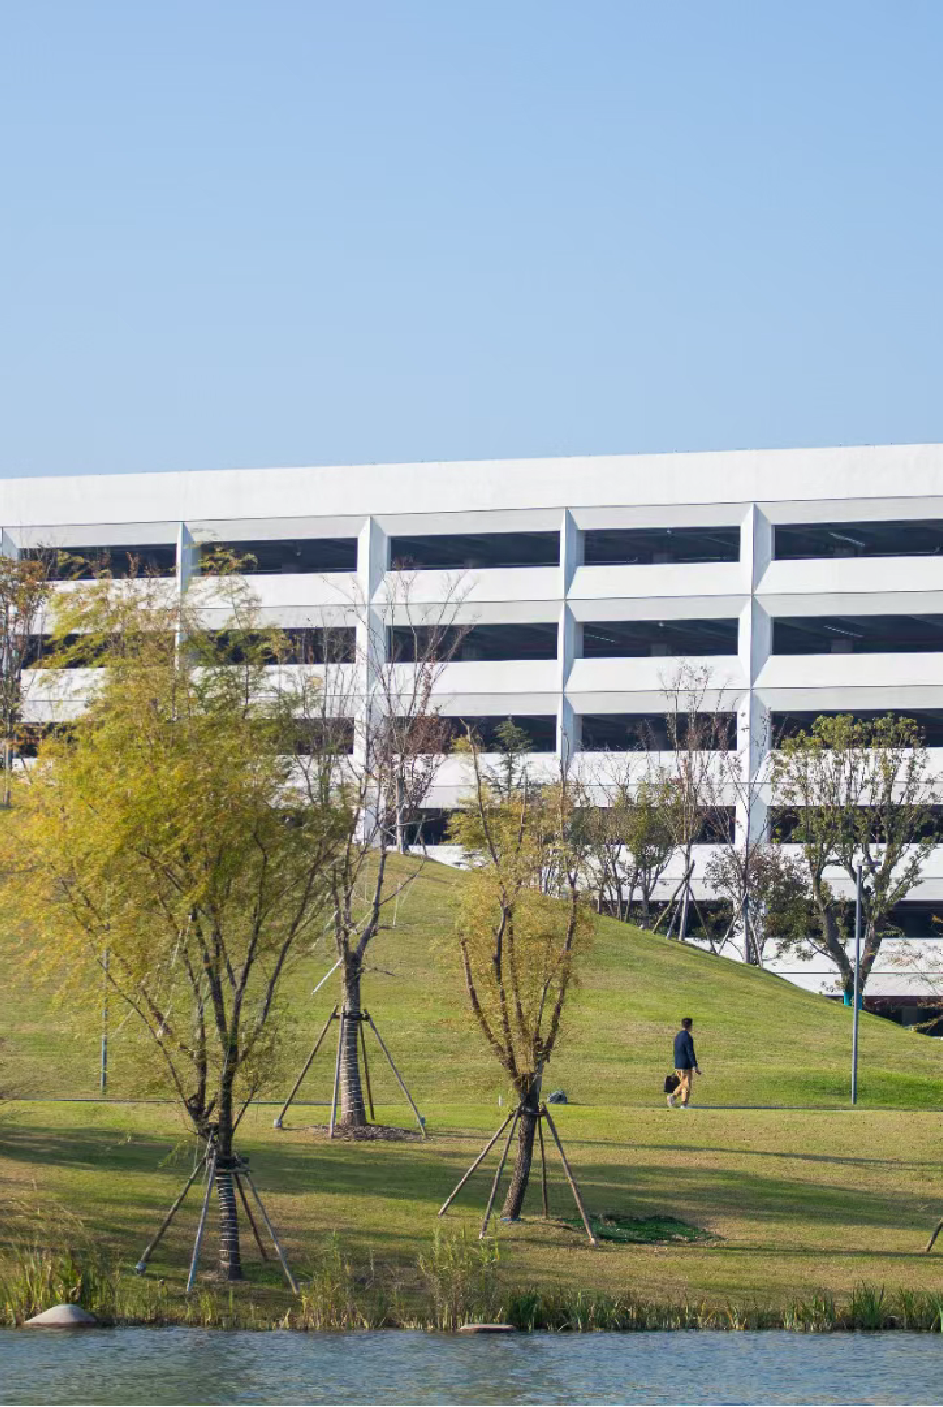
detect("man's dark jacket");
top-left (674, 1029), bottom-right (697, 1070)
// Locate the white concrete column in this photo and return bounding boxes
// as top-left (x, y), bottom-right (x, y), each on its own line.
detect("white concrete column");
top-left (176, 523), bottom-right (198, 597)
top-left (175, 523), bottom-right (198, 653)
top-left (558, 510), bottom-right (581, 763)
top-left (355, 516), bottom-right (388, 769)
top-left (736, 506), bottom-right (773, 846)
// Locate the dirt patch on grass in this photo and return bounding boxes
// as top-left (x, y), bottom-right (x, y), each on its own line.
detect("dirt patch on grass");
top-left (306, 1123), bottom-right (425, 1142)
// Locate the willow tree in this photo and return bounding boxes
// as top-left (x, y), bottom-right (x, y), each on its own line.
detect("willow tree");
top-left (449, 746), bottom-right (593, 1220)
top-left (2, 574), bottom-right (347, 1279)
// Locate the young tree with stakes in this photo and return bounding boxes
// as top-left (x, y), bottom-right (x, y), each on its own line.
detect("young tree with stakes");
top-left (2, 571), bottom-right (348, 1282)
top-left (443, 740), bottom-right (595, 1227)
top-left (291, 574), bottom-right (468, 1133)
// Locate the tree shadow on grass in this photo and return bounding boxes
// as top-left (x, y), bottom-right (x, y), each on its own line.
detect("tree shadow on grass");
top-left (3, 1122), bottom-right (940, 1266)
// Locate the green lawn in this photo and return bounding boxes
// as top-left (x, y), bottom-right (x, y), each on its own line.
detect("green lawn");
top-left (2, 858), bottom-right (943, 1326)
top-left (3, 856), bottom-right (941, 1109)
top-left (2, 1099), bottom-right (943, 1325)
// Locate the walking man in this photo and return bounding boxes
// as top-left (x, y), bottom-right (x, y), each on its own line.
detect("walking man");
top-left (668, 1017), bottom-right (701, 1109)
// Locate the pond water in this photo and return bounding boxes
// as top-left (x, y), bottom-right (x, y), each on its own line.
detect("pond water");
top-left (1, 1328), bottom-right (940, 1405)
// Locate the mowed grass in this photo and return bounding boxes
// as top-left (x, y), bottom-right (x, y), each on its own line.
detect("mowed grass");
top-left (2, 856), bottom-right (941, 1109)
top-left (2, 858), bottom-right (943, 1322)
top-left (2, 1099), bottom-right (943, 1319)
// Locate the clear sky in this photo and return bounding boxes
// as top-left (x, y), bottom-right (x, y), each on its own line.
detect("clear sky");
top-left (3, 1), bottom-right (943, 478)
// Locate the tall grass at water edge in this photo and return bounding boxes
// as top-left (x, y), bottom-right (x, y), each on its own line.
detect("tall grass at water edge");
top-left (3, 1237), bottom-right (943, 1332)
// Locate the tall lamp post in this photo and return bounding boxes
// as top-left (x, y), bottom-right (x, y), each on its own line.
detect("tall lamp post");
top-left (851, 862), bottom-right (862, 1106)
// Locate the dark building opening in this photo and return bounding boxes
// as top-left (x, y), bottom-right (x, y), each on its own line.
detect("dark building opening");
top-left (770, 805), bottom-right (943, 843)
top-left (772, 615), bottom-right (943, 654)
top-left (584, 526), bottom-right (740, 566)
top-left (774, 520), bottom-right (943, 561)
top-left (882, 901), bottom-right (943, 938)
top-left (23, 544), bottom-right (177, 579)
top-left (399, 808), bottom-right (458, 847)
top-left (22, 633), bottom-right (175, 667)
top-left (200, 538), bottom-right (357, 574)
top-left (578, 712), bottom-right (736, 751)
top-left (291, 718), bottom-right (355, 756)
top-left (389, 531), bottom-right (560, 571)
top-left (581, 619), bottom-right (738, 657)
top-left (390, 623), bottom-right (558, 662)
top-left (441, 715), bottom-right (557, 751)
top-left (772, 709), bottom-right (943, 748)
top-left (206, 627), bottom-right (356, 665)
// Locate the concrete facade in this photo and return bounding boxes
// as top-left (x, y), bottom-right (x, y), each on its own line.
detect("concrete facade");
top-left (7, 442), bottom-right (943, 1006)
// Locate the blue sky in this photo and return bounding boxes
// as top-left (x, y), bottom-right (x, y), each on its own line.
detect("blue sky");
top-left (3, 1), bottom-right (943, 477)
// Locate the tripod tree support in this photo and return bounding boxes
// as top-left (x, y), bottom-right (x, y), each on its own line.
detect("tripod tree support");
top-left (136, 1142), bottom-right (299, 1293)
top-left (234, 1172), bottom-right (268, 1260)
top-left (242, 1165), bottom-right (299, 1293)
top-left (439, 1102), bottom-right (597, 1247)
top-left (480, 1111), bottom-right (520, 1239)
top-left (187, 1150), bottom-right (217, 1292)
top-left (541, 1104), bottom-right (598, 1247)
top-left (135, 1149), bottom-right (209, 1274)
top-left (537, 1117), bottom-right (549, 1219)
top-left (437, 1111), bottom-right (515, 1217)
top-left (274, 1006), bottom-right (426, 1137)
top-left (329, 1010), bottom-right (345, 1137)
top-left (925, 1219), bottom-right (943, 1253)
top-left (274, 1006), bottom-right (338, 1129)
top-left (364, 1011), bottom-right (426, 1137)
top-left (359, 1016), bottom-right (376, 1121)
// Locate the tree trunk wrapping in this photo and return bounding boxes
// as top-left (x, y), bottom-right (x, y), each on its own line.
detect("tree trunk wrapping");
top-left (340, 964), bottom-right (368, 1127)
top-left (216, 1167), bottom-right (242, 1281)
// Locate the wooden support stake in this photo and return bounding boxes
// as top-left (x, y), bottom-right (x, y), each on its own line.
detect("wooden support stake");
top-left (359, 1015), bottom-right (375, 1122)
top-left (135, 1150), bottom-right (208, 1273)
top-left (274, 1007), bottom-right (338, 1128)
top-left (925, 1218), bottom-right (943, 1253)
top-left (329, 1010), bottom-right (345, 1138)
top-left (366, 1012), bottom-right (425, 1136)
top-left (242, 1168), bottom-right (299, 1293)
top-left (537, 1116), bottom-right (549, 1218)
top-left (437, 1111), bottom-right (515, 1217)
top-left (479, 1110), bottom-right (520, 1240)
top-left (234, 1171), bottom-right (268, 1260)
top-left (541, 1105), bottom-right (597, 1247)
top-left (186, 1151), bottom-right (217, 1291)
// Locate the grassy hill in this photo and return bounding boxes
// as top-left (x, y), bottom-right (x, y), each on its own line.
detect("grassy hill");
top-left (4, 857), bottom-right (943, 1326)
top-left (3, 856), bottom-right (940, 1109)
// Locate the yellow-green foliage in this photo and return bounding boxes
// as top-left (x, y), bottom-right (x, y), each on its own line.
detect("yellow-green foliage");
top-left (1, 576), bottom-right (348, 1138)
top-left (449, 767), bottom-right (594, 1087)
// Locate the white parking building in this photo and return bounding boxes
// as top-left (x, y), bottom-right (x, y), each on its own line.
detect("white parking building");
top-left (5, 442), bottom-right (943, 1011)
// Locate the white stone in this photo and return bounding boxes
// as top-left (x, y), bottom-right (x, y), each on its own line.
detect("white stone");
top-left (26, 1303), bottom-right (98, 1327)
top-left (457, 1323), bottom-right (516, 1333)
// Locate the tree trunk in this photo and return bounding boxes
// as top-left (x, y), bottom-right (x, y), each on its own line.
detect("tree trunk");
top-left (395, 770), bottom-right (406, 854)
top-left (339, 959), bottom-right (368, 1128)
top-left (215, 1077), bottom-right (242, 1280)
top-left (216, 1167), bottom-right (242, 1281)
top-left (501, 1075), bottom-right (541, 1220)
